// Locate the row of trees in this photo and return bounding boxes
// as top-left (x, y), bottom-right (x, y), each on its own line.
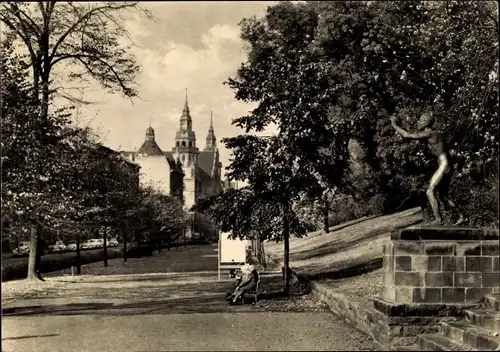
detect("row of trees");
top-left (1, 2), bottom-right (191, 280)
top-left (197, 1), bottom-right (499, 294)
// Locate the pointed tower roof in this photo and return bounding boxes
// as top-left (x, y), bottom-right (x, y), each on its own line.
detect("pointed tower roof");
top-left (174, 88), bottom-right (197, 148)
top-left (204, 111), bottom-right (217, 151)
top-left (137, 125), bottom-right (164, 155)
top-left (179, 88), bottom-right (192, 130)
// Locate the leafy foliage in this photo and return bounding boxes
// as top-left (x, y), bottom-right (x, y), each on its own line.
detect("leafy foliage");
top-left (133, 185), bottom-right (190, 242)
top-left (310, 1), bottom-right (498, 216)
top-left (0, 1), bottom-right (149, 113)
top-left (209, 0), bottom-right (499, 243)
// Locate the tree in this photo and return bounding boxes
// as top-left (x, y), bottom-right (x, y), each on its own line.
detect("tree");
top-left (1, 2), bottom-right (151, 279)
top-left (310, 0), bottom-right (498, 217)
top-left (217, 3), bottom-right (359, 292)
top-left (138, 187), bottom-right (190, 246)
top-left (0, 1), bottom-right (149, 118)
top-left (1, 36), bottom-right (78, 280)
top-left (229, 0), bottom-right (498, 224)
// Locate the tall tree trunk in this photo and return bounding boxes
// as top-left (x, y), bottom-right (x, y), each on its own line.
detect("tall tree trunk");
top-left (27, 225), bottom-right (39, 281)
top-left (103, 231), bottom-right (108, 267)
top-left (259, 239), bottom-right (267, 269)
top-left (40, 17), bottom-right (51, 120)
top-left (41, 74), bottom-right (50, 120)
top-left (35, 233), bottom-right (45, 281)
top-left (76, 237), bottom-right (81, 275)
top-left (32, 64), bottom-right (40, 105)
top-left (323, 203), bottom-right (330, 234)
top-left (122, 227), bottom-right (128, 262)
top-left (283, 211), bottom-right (290, 296)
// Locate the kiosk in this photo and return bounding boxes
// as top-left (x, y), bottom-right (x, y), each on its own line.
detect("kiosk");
top-left (218, 232), bottom-right (249, 280)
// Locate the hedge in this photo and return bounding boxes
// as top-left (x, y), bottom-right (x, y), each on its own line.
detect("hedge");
top-left (1, 248), bottom-right (123, 282)
top-left (1, 239), bottom-right (211, 282)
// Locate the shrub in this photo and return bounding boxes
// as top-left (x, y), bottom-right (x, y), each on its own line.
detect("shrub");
top-left (1, 248), bottom-right (123, 282)
top-left (452, 176), bottom-right (498, 228)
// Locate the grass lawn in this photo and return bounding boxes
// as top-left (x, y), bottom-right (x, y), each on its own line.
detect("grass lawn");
top-left (264, 207), bottom-right (423, 300)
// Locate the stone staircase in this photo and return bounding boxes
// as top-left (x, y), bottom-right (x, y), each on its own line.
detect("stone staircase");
top-left (401, 294), bottom-right (500, 351)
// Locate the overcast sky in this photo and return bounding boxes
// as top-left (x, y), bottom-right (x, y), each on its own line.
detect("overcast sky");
top-left (59, 1), bottom-right (276, 177)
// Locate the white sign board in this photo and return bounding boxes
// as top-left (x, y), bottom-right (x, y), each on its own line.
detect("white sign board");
top-left (218, 232), bottom-right (249, 280)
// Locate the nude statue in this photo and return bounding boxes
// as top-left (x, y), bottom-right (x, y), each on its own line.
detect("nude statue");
top-left (390, 113), bottom-right (466, 226)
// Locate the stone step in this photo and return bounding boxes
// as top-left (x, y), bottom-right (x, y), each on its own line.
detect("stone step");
top-left (417, 333), bottom-right (477, 351)
top-left (465, 309), bottom-right (500, 332)
top-left (485, 294), bottom-right (500, 312)
top-left (442, 321), bottom-right (500, 350)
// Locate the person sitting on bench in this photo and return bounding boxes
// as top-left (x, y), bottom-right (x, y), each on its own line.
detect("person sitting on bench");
top-left (229, 264), bottom-right (257, 305)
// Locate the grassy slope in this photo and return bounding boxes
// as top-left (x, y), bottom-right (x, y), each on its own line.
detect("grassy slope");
top-left (264, 207), bottom-right (423, 278)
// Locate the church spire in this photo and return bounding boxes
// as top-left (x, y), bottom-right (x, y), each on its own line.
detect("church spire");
top-left (204, 111), bottom-right (217, 151)
top-left (173, 88), bottom-right (197, 153)
top-left (180, 88), bottom-right (192, 130)
top-left (183, 88), bottom-right (189, 112)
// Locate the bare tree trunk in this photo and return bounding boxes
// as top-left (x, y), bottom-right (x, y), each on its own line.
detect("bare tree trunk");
top-left (32, 63), bottom-right (40, 105)
top-left (323, 203), bottom-right (330, 234)
top-left (259, 239), bottom-right (267, 269)
top-left (283, 212), bottom-right (290, 296)
top-left (27, 225), bottom-right (39, 281)
top-left (41, 73), bottom-right (50, 120)
top-left (35, 233), bottom-right (45, 281)
top-left (122, 227), bottom-right (127, 262)
top-left (103, 231), bottom-right (108, 267)
top-left (76, 237), bottom-right (81, 275)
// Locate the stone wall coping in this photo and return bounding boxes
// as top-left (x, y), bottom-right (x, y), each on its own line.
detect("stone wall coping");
top-left (391, 226), bottom-right (499, 241)
top-left (372, 297), bottom-right (485, 317)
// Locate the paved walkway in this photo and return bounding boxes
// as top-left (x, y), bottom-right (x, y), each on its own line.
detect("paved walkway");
top-left (2, 312), bottom-right (373, 351)
top-left (2, 272), bottom-right (374, 351)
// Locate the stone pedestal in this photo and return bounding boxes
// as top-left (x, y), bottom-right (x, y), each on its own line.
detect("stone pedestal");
top-left (371, 226), bottom-right (499, 350)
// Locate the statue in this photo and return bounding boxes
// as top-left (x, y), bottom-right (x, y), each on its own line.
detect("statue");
top-left (390, 113), bottom-right (466, 226)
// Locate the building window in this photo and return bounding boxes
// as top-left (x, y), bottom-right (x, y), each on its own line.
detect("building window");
top-left (176, 141), bottom-right (179, 147)
top-left (191, 169), bottom-right (194, 177)
top-left (189, 141), bottom-right (192, 147)
top-left (182, 141), bottom-right (186, 147)
top-left (181, 155), bottom-right (185, 162)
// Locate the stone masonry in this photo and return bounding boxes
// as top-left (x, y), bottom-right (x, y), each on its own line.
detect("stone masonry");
top-left (383, 227), bottom-right (499, 304)
top-left (372, 226), bottom-right (499, 350)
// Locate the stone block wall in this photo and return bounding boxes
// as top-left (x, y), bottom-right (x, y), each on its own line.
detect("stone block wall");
top-left (383, 239), bottom-right (499, 304)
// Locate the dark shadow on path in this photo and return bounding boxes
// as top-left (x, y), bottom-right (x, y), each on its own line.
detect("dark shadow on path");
top-left (2, 274), bottom-right (311, 317)
top-left (2, 294), bottom-right (298, 316)
top-left (2, 334), bottom-right (60, 341)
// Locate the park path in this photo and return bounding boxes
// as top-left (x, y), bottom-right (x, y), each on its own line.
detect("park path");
top-left (2, 271), bottom-right (374, 351)
top-left (2, 243), bottom-right (374, 351)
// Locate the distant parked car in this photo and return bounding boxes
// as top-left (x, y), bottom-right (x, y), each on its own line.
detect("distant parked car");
top-left (89, 239), bottom-right (103, 249)
top-left (108, 238), bottom-right (119, 247)
top-left (66, 241), bottom-right (77, 251)
top-left (13, 241), bottom-right (30, 257)
top-left (48, 240), bottom-right (66, 253)
top-left (81, 240), bottom-right (92, 250)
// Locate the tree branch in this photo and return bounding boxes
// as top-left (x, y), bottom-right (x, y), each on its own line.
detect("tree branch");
top-left (51, 52), bottom-right (135, 98)
top-left (8, 2), bottom-right (41, 37)
top-left (48, 2), bottom-right (138, 63)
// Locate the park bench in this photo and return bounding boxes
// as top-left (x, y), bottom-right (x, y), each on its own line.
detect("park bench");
top-left (243, 270), bottom-right (260, 304)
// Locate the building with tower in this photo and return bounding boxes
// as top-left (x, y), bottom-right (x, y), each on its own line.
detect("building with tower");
top-left (120, 90), bottom-right (223, 214)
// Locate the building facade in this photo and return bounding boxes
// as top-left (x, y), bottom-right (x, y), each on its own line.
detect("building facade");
top-left (121, 92), bottom-right (223, 211)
